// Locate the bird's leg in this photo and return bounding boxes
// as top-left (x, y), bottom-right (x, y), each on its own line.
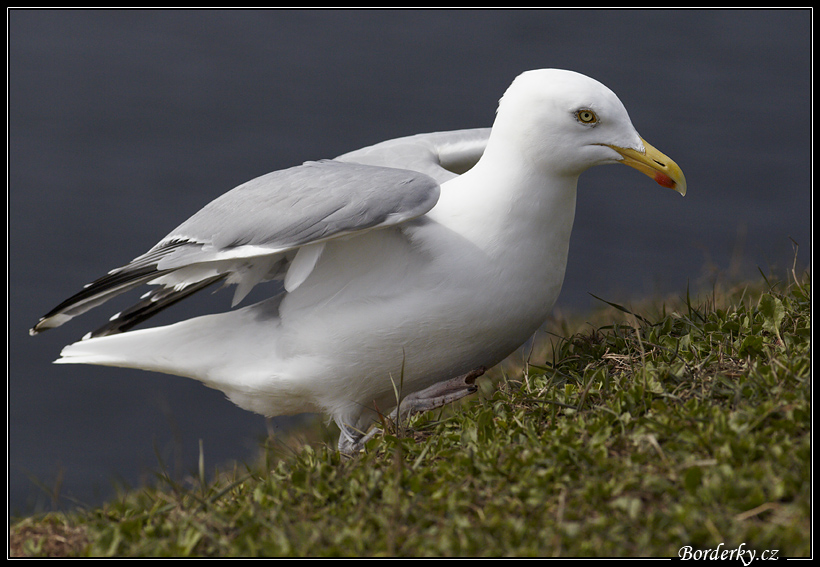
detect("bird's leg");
top-left (341, 366), bottom-right (486, 454)
top-left (395, 366), bottom-right (485, 415)
top-left (337, 425), bottom-right (365, 455)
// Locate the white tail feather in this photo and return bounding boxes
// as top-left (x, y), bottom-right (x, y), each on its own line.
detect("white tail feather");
top-left (56, 326), bottom-right (183, 373)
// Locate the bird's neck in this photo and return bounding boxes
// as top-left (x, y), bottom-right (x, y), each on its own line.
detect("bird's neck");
top-left (424, 140), bottom-right (580, 327)
top-left (433, 141), bottom-right (579, 263)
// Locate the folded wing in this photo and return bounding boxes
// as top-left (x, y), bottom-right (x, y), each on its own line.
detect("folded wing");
top-left (30, 129), bottom-right (490, 338)
top-left (31, 160), bottom-right (439, 337)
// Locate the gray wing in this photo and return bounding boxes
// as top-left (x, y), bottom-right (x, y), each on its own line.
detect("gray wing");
top-left (336, 128), bottom-right (490, 184)
top-left (30, 159), bottom-right (440, 337)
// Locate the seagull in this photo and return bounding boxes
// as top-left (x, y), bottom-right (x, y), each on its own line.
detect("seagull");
top-left (30, 69), bottom-right (686, 453)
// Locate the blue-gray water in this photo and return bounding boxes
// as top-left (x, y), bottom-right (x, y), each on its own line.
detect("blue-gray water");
top-left (9, 9), bottom-right (810, 516)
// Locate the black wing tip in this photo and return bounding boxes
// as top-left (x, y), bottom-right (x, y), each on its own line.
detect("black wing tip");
top-left (28, 263), bottom-right (167, 336)
top-left (30, 239), bottom-right (199, 336)
top-left (86, 274), bottom-right (225, 338)
top-left (29, 313), bottom-right (72, 336)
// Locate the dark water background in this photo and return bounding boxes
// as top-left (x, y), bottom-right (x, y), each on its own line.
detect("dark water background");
top-left (9, 9), bottom-right (811, 516)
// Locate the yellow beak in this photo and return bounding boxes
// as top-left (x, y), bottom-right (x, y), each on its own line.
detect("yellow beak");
top-left (607, 137), bottom-right (687, 196)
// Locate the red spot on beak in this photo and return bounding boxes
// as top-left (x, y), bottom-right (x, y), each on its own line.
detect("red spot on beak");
top-left (654, 171), bottom-right (676, 189)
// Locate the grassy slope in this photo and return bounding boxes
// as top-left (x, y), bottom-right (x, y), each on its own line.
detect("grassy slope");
top-left (10, 271), bottom-right (811, 557)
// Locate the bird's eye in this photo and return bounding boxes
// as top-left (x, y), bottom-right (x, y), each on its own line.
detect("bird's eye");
top-left (576, 109), bottom-right (598, 124)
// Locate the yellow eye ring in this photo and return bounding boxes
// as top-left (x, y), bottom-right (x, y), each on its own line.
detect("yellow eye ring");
top-left (576, 109), bottom-right (598, 124)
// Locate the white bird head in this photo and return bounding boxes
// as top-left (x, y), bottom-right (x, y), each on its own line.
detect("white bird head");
top-left (491, 69), bottom-right (686, 195)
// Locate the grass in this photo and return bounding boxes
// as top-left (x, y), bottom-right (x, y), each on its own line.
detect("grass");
top-left (9, 269), bottom-right (811, 557)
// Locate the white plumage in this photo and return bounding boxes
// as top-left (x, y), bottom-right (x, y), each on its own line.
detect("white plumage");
top-left (31, 69), bottom-right (685, 452)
